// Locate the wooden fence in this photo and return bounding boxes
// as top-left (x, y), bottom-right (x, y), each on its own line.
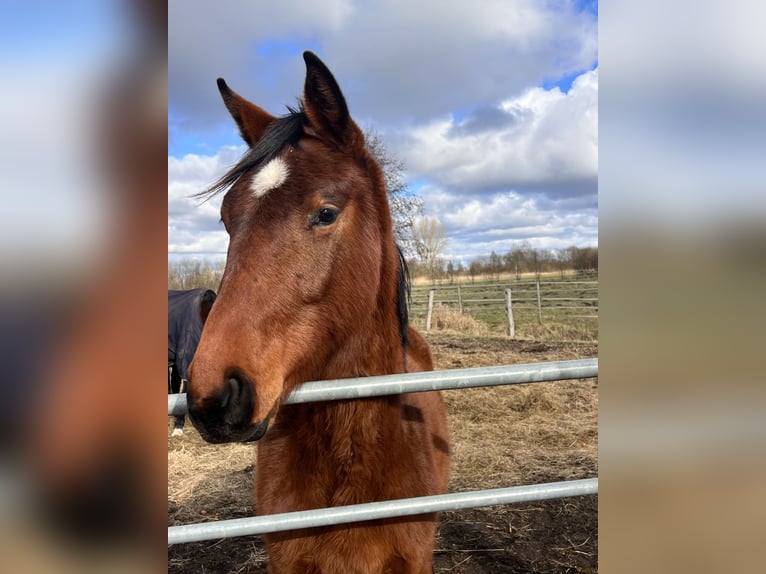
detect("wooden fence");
top-left (411, 279), bottom-right (598, 337)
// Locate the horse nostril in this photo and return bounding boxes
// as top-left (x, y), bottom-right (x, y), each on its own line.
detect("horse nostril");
top-left (219, 377), bottom-right (235, 409)
top-left (222, 372), bottom-right (254, 429)
top-left (187, 371), bottom-right (257, 443)
top-left (221, 375), bottom-right (246, 409)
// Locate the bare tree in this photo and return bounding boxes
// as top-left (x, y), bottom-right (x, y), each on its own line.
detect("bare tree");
top-left (505, 240), bottom-right (533, 280)
top-left (569, 246), bottom-right (598, 276)
top-left (528, 248), bottom-right (540, 280)
top-left (488, 251), bottom-right (503, 280)
top-left (412, 215), bottom-right (449, 280)
top-left (364, 127), bottom-right (423, 257)
top-left (468, 260), bottom-right (480, 283)
top-left (446, 260), bottom-right (456, 283)
top-left (168, 259), bottom-right (224, 290)
top-left (553, 248), bottom-right (571, 279)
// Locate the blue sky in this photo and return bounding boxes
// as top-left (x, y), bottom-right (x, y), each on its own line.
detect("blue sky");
top-left (168, 0), bottom-right (598, 264)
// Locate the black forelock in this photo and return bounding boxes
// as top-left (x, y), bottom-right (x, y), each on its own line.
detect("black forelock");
top-left (194, 106), bottom-right (305, 202)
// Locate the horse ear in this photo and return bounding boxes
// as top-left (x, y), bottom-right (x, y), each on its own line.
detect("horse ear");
top-left (217, 78), bottom-right (275, 147)
top-left (302, 51), bottom-right (353, 145)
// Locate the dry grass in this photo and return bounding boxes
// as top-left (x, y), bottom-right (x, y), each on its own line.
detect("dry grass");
top-left (430, 304), bottom-right (490, 335)
top-left (168, 437), bottom-right (254, 503)
top-left (444, 381), bottom-right (598, 492)
top-left (418, 303), bottom-right (598, 343)
top-left (513, 320), bottom-right (599, 343)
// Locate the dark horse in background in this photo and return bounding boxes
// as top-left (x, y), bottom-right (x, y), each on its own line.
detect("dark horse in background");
top-left (168, 288), bottom-right (215, 436)
top-left (187, 52), bottom-right (450, 573)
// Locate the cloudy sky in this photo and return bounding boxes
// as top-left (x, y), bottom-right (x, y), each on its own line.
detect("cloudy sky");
top-left (168, 0), bottom-right (598, 264)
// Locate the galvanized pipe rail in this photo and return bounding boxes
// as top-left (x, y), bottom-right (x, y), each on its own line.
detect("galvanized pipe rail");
top-left (169, 358), bottom-right (597, 416)
top-left (169, 478), bottom-right (598, 544)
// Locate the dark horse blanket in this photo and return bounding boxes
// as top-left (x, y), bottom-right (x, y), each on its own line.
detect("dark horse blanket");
top-left (168, 288), bottom-right (216, 433)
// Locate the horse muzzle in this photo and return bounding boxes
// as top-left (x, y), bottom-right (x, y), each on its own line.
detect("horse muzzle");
top-left (187, 373), bottom-right (272, 443)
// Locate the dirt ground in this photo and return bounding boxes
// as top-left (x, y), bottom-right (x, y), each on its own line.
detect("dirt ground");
top-left (168, 332), bottom-right (598, 573)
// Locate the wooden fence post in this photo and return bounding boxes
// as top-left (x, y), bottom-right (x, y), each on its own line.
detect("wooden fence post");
top-left (425, 289), bottom-right (435, 331)
top-left (505, 288), bottom-right (515, 338)
top-left (536, 280), bottom-right (543, 325)
top-left (457, 285), bottom-right (463, 314)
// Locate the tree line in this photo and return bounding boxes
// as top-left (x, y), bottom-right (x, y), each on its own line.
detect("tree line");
top-left (168, 259), bottom-right (223, 291)
top-left (407, 243), bottom-right (598, 282)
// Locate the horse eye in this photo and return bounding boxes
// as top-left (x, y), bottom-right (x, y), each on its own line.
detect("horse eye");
top-left (313, 207), bottom-right (339, 227)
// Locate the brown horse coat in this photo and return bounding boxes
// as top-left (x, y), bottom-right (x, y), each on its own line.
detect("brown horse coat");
top-left (188, 52), bottom-right (449, 573)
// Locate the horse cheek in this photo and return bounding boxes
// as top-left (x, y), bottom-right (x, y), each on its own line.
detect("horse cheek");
top-left (295, 245), bottom-right (335, 305)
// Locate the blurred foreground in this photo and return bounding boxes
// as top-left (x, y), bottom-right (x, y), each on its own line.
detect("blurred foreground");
top-left (599, 0), bottom-right (766, 571)
top-left (0, 1), bottom-right (166, 572)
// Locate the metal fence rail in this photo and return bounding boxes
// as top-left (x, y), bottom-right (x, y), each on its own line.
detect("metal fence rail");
top-left (168, 359), bottom-right (599, 545)
top-left (169, 358), bottom-right (597, 416)
top-left (169, 478), bottom-right (598, 545)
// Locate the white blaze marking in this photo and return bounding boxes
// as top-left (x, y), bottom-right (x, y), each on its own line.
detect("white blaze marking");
top-left (250, 157), bottom-right (289, 198)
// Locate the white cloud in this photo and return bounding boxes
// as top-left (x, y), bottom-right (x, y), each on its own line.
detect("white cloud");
top-left (168, 2), bottom-right (599, 262)
top-left (418, 180), bottom-right (597, 263)
top-left (167, 148), bottom-right (246, 258)
top-left (167, 137), bottom-right (598, 264)
top-left (167, 63), bottom-right (599, 261)
top-left (169, 0), bottom-right (597, 128)
top-left (322, 0), bottom-right (596, 123)
top-left (404, 68), bottom-right (598, 193)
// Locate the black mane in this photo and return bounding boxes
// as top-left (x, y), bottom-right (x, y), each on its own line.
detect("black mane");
top-left (396, 245), bottom-right (411, 351)
top-left (195, 106), bottom-right (306, 201)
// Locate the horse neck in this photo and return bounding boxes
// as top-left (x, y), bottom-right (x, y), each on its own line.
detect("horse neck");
top-left (328, 240), bottom-right (405, 380)
top-left (270, 244), bottom-right (406, 472)
top-left (357, 160), bottom-right (405, 376)
top-left (267, 396), bottom-right (403, 502)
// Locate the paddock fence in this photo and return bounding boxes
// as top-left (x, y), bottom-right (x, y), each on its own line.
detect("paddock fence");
top-left (409, 279), bottom-right (598, 336)
top-left (168, 358), bottom-right (598, 545)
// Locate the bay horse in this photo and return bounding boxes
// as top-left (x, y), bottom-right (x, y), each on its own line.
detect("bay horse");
top-left (187, 51), bottom-right (450, 573)
top-left (168, 288), bottom-right (216, 435)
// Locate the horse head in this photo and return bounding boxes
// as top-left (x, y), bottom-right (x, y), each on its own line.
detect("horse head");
top-left (187, 52), bottom-right (403, 443)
